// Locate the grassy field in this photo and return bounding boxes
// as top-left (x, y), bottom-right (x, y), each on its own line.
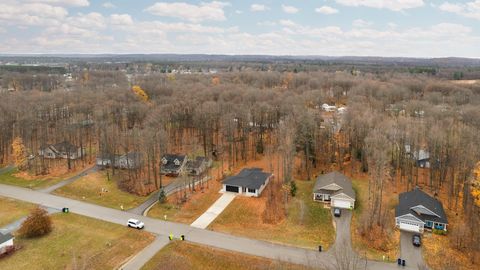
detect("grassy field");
top-left (148, 180), bottom-right (222, 224)
top-left (209, 180), bottom-right (335, 250)
top-left (0, 167), bottom-right (76, 190)
top-left (350, 178), bottom-right (399, 262)
top-left (0, 213), bottom-right (154, 270)
top-left (0, 197), bottom-right (35, 228)
top-left (53, 171), bottom-right (148, 210)
top-left (141, 241), bottom-right (311, 270)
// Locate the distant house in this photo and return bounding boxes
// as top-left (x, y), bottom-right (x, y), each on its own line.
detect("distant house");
top-left (0, 232), bottom-right (14, 255)
top-left (222, 168), bottom-right (272, 197)
top-left (38, 141), bottom-right (84, 160)
top-left (395, 188), bottom-right (448, 233)
top-left (186, 156), bottom-right (212, 176)
top-left (313, 171), bottom-right (356, 209)
top-left (160, 154), bottom-right (187, 176)
top-left (116, 152), bottom-right (143, 170)
top-left (96, 152), bottom-right (143, 170)
top-left (321, 103), bottom-right (337, 112)
top-left (405, 145), bottom-right (430, 168)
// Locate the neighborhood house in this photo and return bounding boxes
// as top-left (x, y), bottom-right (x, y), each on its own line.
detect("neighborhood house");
top-left (0, 232), bottom-right (14, 255)
top-left (38, 141), bottom-right (84, 160)
top-left (405, 145), bottom-right (431, 168)
top-left (313, 171), bottom-right (356, 209)
top-left (160, 154), bottom-right (187, 176)
top-left (96, 152), bottom-right (144, 169)
top-left (186, 156), bottom-right (212, 176)
top-left (222, 168), bottom-right (272, 197)
top-left (395, 187), bottom-right (448, 233)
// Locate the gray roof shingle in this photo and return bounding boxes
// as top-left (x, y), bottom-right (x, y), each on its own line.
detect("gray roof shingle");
top-left (313, 171), bottom-right (356, 200)
top-left (223, 168), bottom-right (272, 190)
top-left (0, 232), bottom-right (13, 244)
top-left (395, 188), bottom-right (448, 224)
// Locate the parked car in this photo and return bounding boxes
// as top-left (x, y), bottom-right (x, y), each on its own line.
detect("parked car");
top-left (333, 208), bottom-right (341, 217)
top-left (127, 218), bottom-right (145, 229)
top-left (412, 234), bottom-right (421, 247)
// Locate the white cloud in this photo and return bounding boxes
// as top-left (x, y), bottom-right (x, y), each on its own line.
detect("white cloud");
top-left (110, 14), bottom-right (133, 26)
top-left (282, 4), bottom-right (299, 14)
top-left (145, 1), bottom-right (229, 22)
top-left (0, 2), bottom-right (68, 26)
top-left (251, 4), bottom-right (269, 12)
top-left (257, 20), bottom-right (277, 26)
top-left (102, 2), bottom-right (115, 9)
top-left (353, 19), bottom-right (372, 27)
top-left (235, 10), bottom-right (243, 14)
top-left (439, 1), bottom-right (480, 20)
top-left (335, 0), bottom-right (424, 11)
top-left (315, 6), bottom-right (339, 14)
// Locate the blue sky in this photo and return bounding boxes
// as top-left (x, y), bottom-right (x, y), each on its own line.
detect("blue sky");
top-left (0, 0), bottom-right (479, 57)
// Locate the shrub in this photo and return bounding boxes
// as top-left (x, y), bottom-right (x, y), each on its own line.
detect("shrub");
top-left (432, 228), bottom-right (447, 235)
top-left (158, 188), bottom-right (167, 204)
top-left (18, 207), bottom-right (52, 238)
top-left (290, 181), bottom-right (297, 197)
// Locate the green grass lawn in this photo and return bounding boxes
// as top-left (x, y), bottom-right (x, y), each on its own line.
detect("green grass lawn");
top-left (0, 213), bottom-right (154, 270)
top-left (209, 180), bottom-right (335, 250)
top-left (142, 241), bottom-right (310, 270)
top-left (0, 197), bottom-right (35, 228)
top-left (53, 171), bottom-right (148, 210)
top-left (0, 167), bottom-right (70, 190)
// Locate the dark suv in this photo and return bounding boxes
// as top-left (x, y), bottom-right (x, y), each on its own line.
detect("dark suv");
top-left (412, 234), bottom-right (421, 247)
top-left (333, 208), bottom-right (341, 217)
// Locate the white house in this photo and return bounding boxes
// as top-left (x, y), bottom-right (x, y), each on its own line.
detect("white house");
top-left (222, 168), bottom-right (272, 197)
top-left (0, 232), bottom-right (14, 255)
top-left (313, 171), bottom-right (356, 209)
top-left (38, 141), bottom-right (84, 160)
top-left (321, 103), bottom-right (337, 112)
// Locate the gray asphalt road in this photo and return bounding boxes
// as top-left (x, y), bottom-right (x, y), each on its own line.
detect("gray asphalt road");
top-left (400, 231), bottom-right (427, 269)
top-left (120, 236), bottom-right (170, 270)
top-left (39, 165), bottom-right (98, 193)
top-left (0, 183), bottom-right (414, 270)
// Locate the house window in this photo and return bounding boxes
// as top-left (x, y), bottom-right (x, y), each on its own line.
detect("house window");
top-left (248, 188), bottom-right (256, 193)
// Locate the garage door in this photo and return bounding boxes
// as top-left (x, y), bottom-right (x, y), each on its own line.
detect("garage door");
top-left (399, 222), bottom-right (421, 233)
top-left (225, 185), bottom-right (239, 193)
top-left (332, 199), bottom-right (351, 209)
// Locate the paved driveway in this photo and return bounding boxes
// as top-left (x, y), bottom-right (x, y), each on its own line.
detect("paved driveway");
top-left (39, 165), bottom-right (98, 193)
top-left (190, 192), bottom-right (236, 229)
top-left (400, 231), bottom-right (426, 269)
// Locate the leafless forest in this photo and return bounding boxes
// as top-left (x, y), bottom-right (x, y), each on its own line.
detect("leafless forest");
top-left (1, 59), bottom-right (480, 263)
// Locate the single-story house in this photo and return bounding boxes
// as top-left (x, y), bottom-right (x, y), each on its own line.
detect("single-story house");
top-left (38, 141), bottom-right (84, 160)
top-left (0, 232), bottom-right (14, 255)
top-left (96, 152), bottom-right (114, 167)
top-left (395, 187), bottom-right (448, 233)
top-left (321, 103), bottom-right (337, 112)
top-left (313, 171), bottom-right (356, 209)
top-left (160, 154), bottom-right (187, 176)
top-left (222, 168), bottom-right (272, 197)
top-left (96, 152), bottom-right (143, 170)
top-left (186, 156), bottom-right (212, 176)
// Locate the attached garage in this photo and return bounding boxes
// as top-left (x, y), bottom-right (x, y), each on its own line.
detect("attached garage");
top-left (399, 222), bottom-right (422, 233)
top-left (225, 185), bottom-right (239, 193)
top-left (331, 198), bottom-right (353, 209)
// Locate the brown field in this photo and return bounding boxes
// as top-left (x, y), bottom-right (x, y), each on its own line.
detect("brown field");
top-left (141, 241), bottom-right (311, 270)
top-left (0, 197), bottom-right (35, 228)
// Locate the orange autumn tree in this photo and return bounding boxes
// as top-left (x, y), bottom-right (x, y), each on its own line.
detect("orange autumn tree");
top-left (132, 85), bottom-right (149, 102)
top-left (12, 137), bottom-right (27, 170)
top-left (472, 162), bottom-right (480, 207)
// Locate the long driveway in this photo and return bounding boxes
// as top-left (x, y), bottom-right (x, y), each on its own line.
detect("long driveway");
top-left (0, 183), bottom-right (413, 270)
top-left (39, 165), bottom-right (98, 193)
top-left (400, 231), bottom-right (427, 269)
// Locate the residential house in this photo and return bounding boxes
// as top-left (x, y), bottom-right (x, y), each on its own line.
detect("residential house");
top-left (160, 154), bottom-right (187, 176)
top-left (222, 168), bottom-right (272, 197)
top-left (395, 187), bottom-right (448, 233)
top-left (313, 171), bottom-right (356, 209)
top-left (321, 103), bottom-right (337, 112)
top-left (186, 156), bottom-right (212, 176)
top-left (96, 152), bottom-right (143, 170)
top-left (38, 141), bottom-right (84, 160)
top-left (405, 145), bottom-right (431, 168)
top-left (0, 232), bottom-right (14, 255)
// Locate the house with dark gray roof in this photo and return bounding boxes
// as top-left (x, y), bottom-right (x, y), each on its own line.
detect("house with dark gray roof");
top-left (160, 154), bottom-right (187, 177)
top-left (222, 168), bottom-right (272, 197)
top-left (395, 187), bottom-right (448, 233)
top-left (313, 171), bottom-right (356, 209)
top-left (405, 145), bottom-right (431, 168)
top-left (186, 156), bottom-right (212, 176)
top-left (0, 232), bottom-right (14, 255)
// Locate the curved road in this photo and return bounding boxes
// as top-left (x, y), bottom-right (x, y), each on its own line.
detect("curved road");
top-left (0, 183), bottom-right (414, 270)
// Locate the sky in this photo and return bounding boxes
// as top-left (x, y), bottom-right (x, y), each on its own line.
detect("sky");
top-left (0, 0), bottom-right (479, 57)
